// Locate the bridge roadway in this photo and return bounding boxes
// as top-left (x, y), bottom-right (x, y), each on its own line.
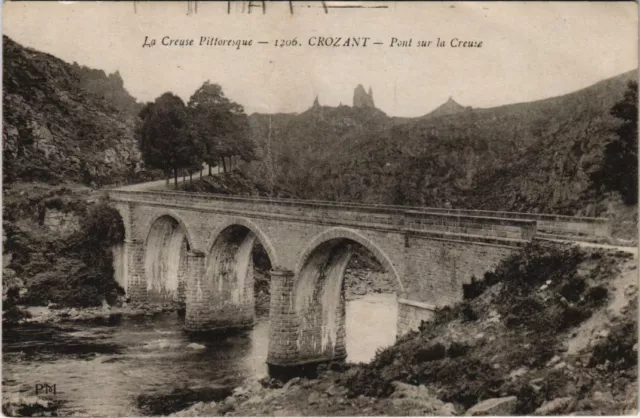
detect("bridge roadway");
top-left (107, 189), bottom-right (611, 370)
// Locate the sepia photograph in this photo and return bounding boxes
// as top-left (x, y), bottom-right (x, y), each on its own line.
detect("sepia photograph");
top-left (1, 1), bottom-right (638, 416)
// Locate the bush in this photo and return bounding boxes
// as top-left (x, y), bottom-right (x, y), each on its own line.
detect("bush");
top-left (344, 366), bottom-right (394, 397)
top-left (22, 258), bottom-right (124, 307)
top-left (2, 286), bottom-right (32, 326)
top-left (588, 318), bottom-right (637, 371)
top-left (419, 357), bottom-right (501, 408)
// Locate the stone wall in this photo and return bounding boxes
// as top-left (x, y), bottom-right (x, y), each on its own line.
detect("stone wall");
top-left (397, 299), bottom-right (436, 336)
top-left (403, 233), bottom-right (522, 308)
top-left (42, 209), bottom-right (80, 236)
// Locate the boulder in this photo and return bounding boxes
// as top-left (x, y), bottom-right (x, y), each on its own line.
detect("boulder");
top-left (508, 366), bottom-right (529, 380)
top-left (534, 397), bottom-right (573, 415)
top-left (187, 343), bottom-right (206, 350)
top-left (308, 392), bottom-right (321, 405)
top-left (438, 402), bottom-right (458, 416)
top-left (546, 355), bottom-right (561, 367)
top-left (283, 377), bottom-right (301, 390)
top-left (245, 395), bottom-right (263, 405)
top-left (390, 382), bottom-right (453, 415)
top-left (232, 386), bottom-right (248, 397)
top-left (465, 396), bottom-right (517, 416)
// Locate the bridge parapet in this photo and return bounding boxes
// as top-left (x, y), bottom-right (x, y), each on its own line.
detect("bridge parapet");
top-left (107, 190), bottom-right (536, 241)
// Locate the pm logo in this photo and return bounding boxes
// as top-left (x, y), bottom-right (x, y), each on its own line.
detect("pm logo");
top-left (35, 383), bottom-right (56, 395)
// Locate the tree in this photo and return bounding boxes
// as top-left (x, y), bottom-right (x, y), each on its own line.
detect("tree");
top-left (591, 81), bottom-right (638, 205)
top-left (137, 93), bottom-right (202, 188)
top-left (188, 81), bottom-right (256, 174)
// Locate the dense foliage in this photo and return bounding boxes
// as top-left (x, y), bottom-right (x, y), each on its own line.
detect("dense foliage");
top-left (137, 93), bottom-right (202, 186)
top-left (188, 82), bottom-right (256, 173)
top-left (138, 82), bottom-right (257, 188)
top-left (591, 81), bottom-right (638, 205)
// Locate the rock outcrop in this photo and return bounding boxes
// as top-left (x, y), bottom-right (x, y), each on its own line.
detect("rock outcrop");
top-left (353, 84), bottom-right (375, 108)
top-left (3, 35), bottom-right (143, 186)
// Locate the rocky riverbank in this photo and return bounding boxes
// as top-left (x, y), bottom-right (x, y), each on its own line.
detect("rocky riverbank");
top-left (14, 301), bottom-right (182, 326)
top-left (171, 242), bottom-right (637, 417)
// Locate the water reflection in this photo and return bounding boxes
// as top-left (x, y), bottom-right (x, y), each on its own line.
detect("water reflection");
top-left (3, 294), bottom-right (396, 416)
top-left (346, 293), bottom-right (398, 363)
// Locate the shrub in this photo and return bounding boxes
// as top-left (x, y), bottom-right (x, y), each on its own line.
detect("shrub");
top-left (344, 366), bottom-right (394, 397)
top-left (2, 286), bottom-right (32, 326)
top-left (22, 258), bottom-right (124, 307)
top-left (588, 319), bottom-right (637, 370)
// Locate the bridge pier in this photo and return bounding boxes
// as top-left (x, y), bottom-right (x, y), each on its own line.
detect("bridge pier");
top-left (125, 239), bottom-right (146, 301)
top-left (184, 249), bottom-right (255, 333)
top-left (267, 264), bottom-right (348, 372)
top-left (267, 269), bottom-right (298, 367)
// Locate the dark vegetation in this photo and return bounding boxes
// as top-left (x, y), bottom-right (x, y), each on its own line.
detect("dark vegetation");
top-left (590, 80), bottom-right (638, 205)
top-left (252, 242), bottom-right (272, 317)
top-left (2, 397), bottom-right (61, 417)
top-left (178, 171), bottom-right (269, 196)
top-left (3, 197), bottom-right (125, 316)
top-left (137, 82), bottom-right (256, 188)
top-left (340, 242), bottom-right (634, 414)
top-left (137, 386), bottom-right (233, 416)
top-left (245, 73), bottom-right (638, 217)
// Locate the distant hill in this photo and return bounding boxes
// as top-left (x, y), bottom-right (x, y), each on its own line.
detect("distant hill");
top-left (422, 97), bottom-right (469, 119)
top-left (3, 35), bottom-right (143, 186)
top-left (245, 70), bottom-right (637, 215)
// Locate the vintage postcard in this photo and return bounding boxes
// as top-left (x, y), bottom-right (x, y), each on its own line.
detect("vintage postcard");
top-left (2, 1), bottom-right (638, 416)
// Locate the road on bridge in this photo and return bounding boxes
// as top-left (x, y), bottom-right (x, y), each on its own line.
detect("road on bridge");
top-left (115, 164), bottom-right (221, 192)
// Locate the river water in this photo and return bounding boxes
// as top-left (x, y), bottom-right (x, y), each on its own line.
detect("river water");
top-left (2, 293), bottom-right (397, 416)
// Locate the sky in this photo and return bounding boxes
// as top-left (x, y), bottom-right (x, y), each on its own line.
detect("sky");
top-left (3, 1), bottom-right (638, 117)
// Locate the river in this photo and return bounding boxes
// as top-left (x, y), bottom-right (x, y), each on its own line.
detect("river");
top-left (2, 293), bottom-right (397, 416)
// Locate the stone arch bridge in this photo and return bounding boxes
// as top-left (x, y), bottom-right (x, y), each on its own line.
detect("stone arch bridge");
top-left (108, 190), bottom-right (610, 369)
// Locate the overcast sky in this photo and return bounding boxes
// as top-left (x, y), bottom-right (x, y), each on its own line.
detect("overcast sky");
top-left (3, 1), bottom-right (638, 117)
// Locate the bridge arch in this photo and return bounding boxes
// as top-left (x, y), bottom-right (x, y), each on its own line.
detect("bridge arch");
top-left (142, 210), bottom-right (199, 252)
top-left (295, 227), bottom-right (403, 291)
top-left (197, 217), bottom-right (277, 327)
top-left (292, 227), bottom-right (403, 361)
top-left (143, 213), bottom-right (195, 301)
top-left (205, 217), bottom-right (278, 267)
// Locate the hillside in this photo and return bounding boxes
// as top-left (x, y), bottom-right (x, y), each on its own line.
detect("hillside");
top-left (244, 70), bottom-right (637, 216)
top-left (3, 35), bottom-right (143, 186)
top-left (246, 100), bottom-right (391, 198)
